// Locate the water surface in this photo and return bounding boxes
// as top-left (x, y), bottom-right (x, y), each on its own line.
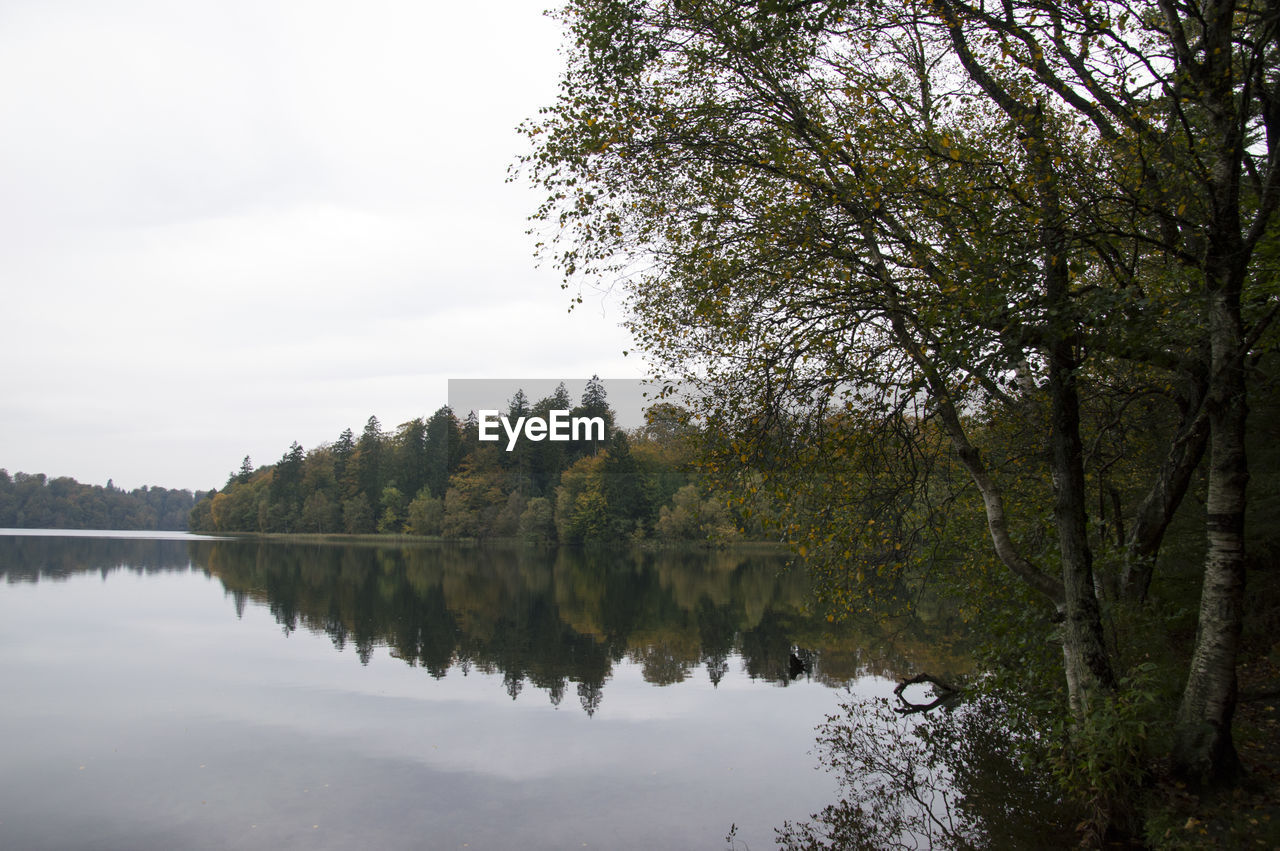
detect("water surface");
top-left (0, 532), bottom-right (952, 850)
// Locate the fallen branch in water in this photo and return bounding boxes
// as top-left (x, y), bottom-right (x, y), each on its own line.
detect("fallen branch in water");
top-left (893, 673), bottom-right (961, 715)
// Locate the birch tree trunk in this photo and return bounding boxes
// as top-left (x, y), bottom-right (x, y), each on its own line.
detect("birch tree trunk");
top-left (1173, 289), bottom-right (1249, 783)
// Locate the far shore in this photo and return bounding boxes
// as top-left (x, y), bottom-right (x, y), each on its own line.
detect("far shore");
top-left (189, 530), bottom-right (792, 553)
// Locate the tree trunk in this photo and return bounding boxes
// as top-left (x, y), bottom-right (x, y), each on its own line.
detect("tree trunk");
top-left (1043, 223), bottom-right (1115, 715)
top-left (1036, 99), bottom-right (1116, 715)
top-left (1050, 354), bottom-right (1117, 715)
top-left (1170, 0), bottom-right (1254, 781)
top-left (1173, 288), bottom-right (1248, 783)
top-left (1119, 383), bottom-right (1210, 603)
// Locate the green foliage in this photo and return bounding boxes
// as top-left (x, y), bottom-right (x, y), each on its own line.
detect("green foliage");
top-left (518, 496), bottom-right (557, 544)
top-left (600, 430), bottom-right (647, 535)
top-left (0, 469), bottom-right (200, 531)
top-left (188, 384), bottom-right (781, 545)
top-left (405, 490), bottom-right (444, 537)
top-left (654, 484), bottom-right (740, 545)
top-left (299, 490), bottom-right (337, 534)
top-left (211, 473), bottom-right (268, 532)
top-left (555, 454), bottom-right (609, 544)
top-left (515, 0), bottom-right (1280, 818)
top-left (342, 493), bottom-right (374, 534)
top-left (441, 488), bottom-right (479, 539)
top-left (443, 447), bottom-right (505, 539)
top-left (1048, 664), bottom-right (1163, 841)
top-left (376, 486), bottom-right (406, 534)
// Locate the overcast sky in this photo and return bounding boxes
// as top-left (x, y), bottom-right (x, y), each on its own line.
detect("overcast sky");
top-left (0, 0), bottom-right (646, 491)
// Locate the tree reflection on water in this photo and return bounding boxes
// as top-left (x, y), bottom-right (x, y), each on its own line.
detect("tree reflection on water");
top-left (1, 535), bottom-right (972, 717)
top-left (776, 690), bottom-right (1081, 850)
top-left (197, 541), bottom-right (970, 715)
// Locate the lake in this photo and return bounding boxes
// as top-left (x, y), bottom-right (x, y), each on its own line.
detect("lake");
top-left (0, 531), bottom-right (962, 850)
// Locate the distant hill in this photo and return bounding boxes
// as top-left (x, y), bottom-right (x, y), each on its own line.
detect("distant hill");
top-left (0, 469), bottom-right (204, 531)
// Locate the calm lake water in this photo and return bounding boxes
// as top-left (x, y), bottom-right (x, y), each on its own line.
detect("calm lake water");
top-left (0, 531), bottom-right (960, 850)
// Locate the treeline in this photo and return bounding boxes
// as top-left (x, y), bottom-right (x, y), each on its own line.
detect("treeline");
top-left (189, 378), bottom-right (762, 544)
top-left (0, 470), bottom-right (201, 531)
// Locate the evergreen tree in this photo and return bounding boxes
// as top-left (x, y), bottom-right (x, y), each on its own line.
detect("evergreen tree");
top-left (508, 389), bottom-right (530, 420)
top-left (571, 375), bottom-right (614, 459)
top-left (269, 441), bottom-right (306, 531)
top-left (529, 384), bottom-right (574, 495)
top-left (356, 416), bottom-right (385, 506)
top-left (333, 427), bottom-right (356, 488)
top-left (424, 406), bottom-right (463, 498)
top-left (391, 418), bottom-right (428, 500)
top-left (601, 431), bottom-right (647, 536)
top-left (503, 389), bottom-right (535, 493)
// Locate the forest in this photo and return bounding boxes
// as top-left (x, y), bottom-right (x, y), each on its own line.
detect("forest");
top-left (187, 378), bottom-right (758, 545)
top-left (0, 469), bottom-right (201, 531)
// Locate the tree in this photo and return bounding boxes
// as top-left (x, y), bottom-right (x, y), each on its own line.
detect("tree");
top-left (377, 486), bottom-right (406, 534)
top-left (525, 0), bottom-right (1113, 716)
top-left (211, 474), bottom-right (266, 532)
top-left (492, 490), bottom-right (528, 537)
top-left (522, 0), bottom-right (1279, 784)
top-left (519, 496), bottom-right (557, 544)
top-left (923, 0), bottom-right (1280, 780)
top-left (269, 441), bottom-right (306, 532)
top-left (555, 454), bottom-right (609, 544)
top-left (356, 415), bottom-right (386, 505)
top-left (236, 455), bottom-right (254, 486)
top-left (655, 483), bottom-right (738, 544)
top-left (601, 430), bottom-right (649, 535)
top-left (502, 390), bottom-right (536, 494)
top-left (391, 418), bottom-right (429, 501)
top-left (405, 489), bottom-right (444, 536)
top-left (333, 427), bottom-right (357, 496)
top-left (343, 493), bottom-right (374, 534)
top-left (528, 384), bottom-right (575, 495)
top-left (441, 447), bottom-right (505, 538)
top-left (300, 490), bottom-right (336, 533)
top-left (571, 375), bottom-right (615, 459)
top-left (424, 406), bottom-right (464, 499)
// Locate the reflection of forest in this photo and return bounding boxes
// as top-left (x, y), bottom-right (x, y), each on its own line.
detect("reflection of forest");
top-left (1, 536), bottom-right (970, 714)
top-left (0, 535), bottom-right (197, 581)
